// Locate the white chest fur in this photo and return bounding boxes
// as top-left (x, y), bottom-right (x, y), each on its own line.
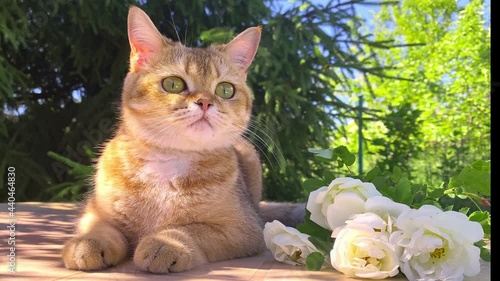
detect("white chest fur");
top-left (138, 152), bottom-right (192, 185)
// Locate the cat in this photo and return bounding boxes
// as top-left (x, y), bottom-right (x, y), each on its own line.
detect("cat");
top-left (61, 5), bottom-right (305, 273)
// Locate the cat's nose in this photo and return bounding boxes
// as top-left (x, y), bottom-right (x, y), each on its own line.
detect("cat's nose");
top-left (195, 98), bottom-right (213, 111)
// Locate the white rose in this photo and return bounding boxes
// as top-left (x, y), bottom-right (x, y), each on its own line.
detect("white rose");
top-left (364, 195), bottom-right (410, 221)
top-left (330, 213), bottom-right (400, 279)
top-left (263, 220), bottom-right (319, 266)
top-left (306, 177), bottom-right (382, 232)
top-left (389, 205), bottom-right (484, 281)
top-left (331, 195), bottom-right (411, 237)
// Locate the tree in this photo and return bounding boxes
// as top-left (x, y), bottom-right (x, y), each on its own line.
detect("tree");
top-left (335, 0), bottom-right (490, 188)
top-left (1, 0), bottom-right (397, 202)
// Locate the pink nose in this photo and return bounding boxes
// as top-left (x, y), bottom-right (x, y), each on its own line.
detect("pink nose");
top-left (195, 98), bottom-right (213, 111)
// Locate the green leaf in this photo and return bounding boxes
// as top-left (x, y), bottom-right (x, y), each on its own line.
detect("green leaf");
top-left (394, 177), bottom-right (412, 205)
top-left (308, 236), bottom-right (334, 255)
top-left (475, 240), bottom-right (491, 261)
top-left (482, 224), bottom-right (490, 238)
top-left (475, 240), bottom-right (486, 247)
top-left (364, 165), bottom-right (380, 181)
top-left (296, 211), bottom-right (332, 240)
top-left (308, 148), bottom-right (333, 159)
top-left (449, 160), bottom-right (490, 196)
top-left (412, 191), bottom-right (426, 205)
top-left (333, 145), bottom-right (350, 155)
top-left (333, 145), bottom-right (356, 166)
top-left (303, 178), bottom-right (327, 194)
top-left (322, 170), bottom-right (336, 182)
top-left (342, 153), bottom-right (356, 166)
top-left (458, 207), bottom-right (470, 215)
top-left (469, 210), bottom-right (490, 236)
top-left (47, 151), bottom-right (94, 174)
top-left (390, 166), bottom-right (404, 182)
top-left (417, 199), bottom-right (442, 209)
top-left (427, 188), bottom-right (444, 199)
top-left (372, 176), bottom-right (392, 197)
top-left (471, 160), bottom-right (490, 171)
top-left (469, 211), bottom-right (490, 223)
top-left (305, 252), bottom-right (325, 271)
top-left (412, 183), bottom-right (427, 194)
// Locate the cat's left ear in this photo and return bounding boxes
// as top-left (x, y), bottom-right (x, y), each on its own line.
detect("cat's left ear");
top-left (223, 26), bottom-right (262, 72)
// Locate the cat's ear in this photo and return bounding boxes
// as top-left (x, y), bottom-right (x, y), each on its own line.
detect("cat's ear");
top-left (127, 6), bottom-right (164, 72)
top-left (223, 26), bottom-right (262, 72)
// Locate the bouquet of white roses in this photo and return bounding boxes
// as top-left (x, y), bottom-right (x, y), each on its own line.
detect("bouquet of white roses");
top-left (263, 146), bottom-right (490, 281)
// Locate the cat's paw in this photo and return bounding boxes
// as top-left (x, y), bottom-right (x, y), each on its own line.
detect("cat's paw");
top-left (62, 237), bottom-right (125, 271)
top-left (133, 234), bottom-right (195, 273)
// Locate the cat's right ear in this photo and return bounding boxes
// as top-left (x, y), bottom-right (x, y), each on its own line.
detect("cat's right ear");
top-left (127, 6), bottom-right (164, 72)
top-left (223, 26), bottom-right (262, 73)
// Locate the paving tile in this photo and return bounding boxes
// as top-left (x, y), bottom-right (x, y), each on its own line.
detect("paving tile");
top-left (0, 203), bottom-right (491, 281)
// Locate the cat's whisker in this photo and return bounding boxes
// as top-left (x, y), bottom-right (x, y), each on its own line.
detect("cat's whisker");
top-left (143, 122), bottom-right (184, 160)
top-left (209, 122), bottom-right (276, 172)
top-left (141, 118), bottom-right (180, 147)
top-left (168, 8), bottom-right (181, 42)
top-left (146, 111), bottom-right (203, 148)
top-left (241, 133), bottom-right (277, 172)
top-left (211, 116), bottom-right (284, 172)
top-left (184, 21), bottom-right (189, 46)
top-left (245, 122), bottom-right (287, 169)
top-left (248, 114), bottom-right (275, 130)
top-left (228, 119), bottom-right (286, 170)
top-left (246, 117), bottom-right (288, 166)
top-left (242, 128), bottom-right (284, 172)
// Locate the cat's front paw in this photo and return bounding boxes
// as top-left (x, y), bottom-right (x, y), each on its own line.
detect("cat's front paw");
top-left (62, 237), bottom-right (125, 271)
top-left (133, 234), bottom-right (195, 273)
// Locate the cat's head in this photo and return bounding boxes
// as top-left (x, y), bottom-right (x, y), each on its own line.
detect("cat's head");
top-left (120, 6), bottom-right (261, 151)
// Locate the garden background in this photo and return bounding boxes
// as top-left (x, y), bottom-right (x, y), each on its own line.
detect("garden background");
top-left (0, 0), bottom-right (490, 214)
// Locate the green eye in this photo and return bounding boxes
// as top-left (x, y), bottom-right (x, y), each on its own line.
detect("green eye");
top-left (162, 76), bottom-right (186, 93)
top-left (215, 82), bottom-right (235, 99)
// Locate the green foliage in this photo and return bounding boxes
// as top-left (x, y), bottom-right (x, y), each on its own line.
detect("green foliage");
top-left (1, 0), bottom-right (401, 202)
top-left (296, 211), bottom-right (334, 271)
top-left (296, 210), bottom-right (334, 252)
top-left (309, 145), bottom-right (356, 169)
top-left (46, 151), bottom-right (94, 201)
top-left (370, 104), bottom-right (423, 173)
top-left (305, 252), bottom-right (325, 271)
top-left (300, 145), bottom-right (491, 263)
top-left (469, 210), bottom-right (490, 240)
top-left (335, 0), bottom-right (490, 189)
top-left (0, 0), bottom-right (489, 205)
top-left (448, 160), bottom-right (490, 196)
top-left (474, 239), bottom-right (491, 262)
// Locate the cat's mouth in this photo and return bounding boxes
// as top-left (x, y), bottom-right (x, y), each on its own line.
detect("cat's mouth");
top-left (188, 117), bottom-right (213, 129)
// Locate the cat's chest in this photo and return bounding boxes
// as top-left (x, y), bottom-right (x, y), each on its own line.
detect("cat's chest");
top-left (139, 153), bottom-right (191, 183)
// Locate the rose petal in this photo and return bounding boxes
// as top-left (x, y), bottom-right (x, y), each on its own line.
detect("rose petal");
top-left (327, 192), bottom-right (366, 237)
top-left (306, 186), bottom-right (330, 229)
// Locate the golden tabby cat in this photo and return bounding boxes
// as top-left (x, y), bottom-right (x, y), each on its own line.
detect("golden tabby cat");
top-left (62, 6), bottom-right (304, 273)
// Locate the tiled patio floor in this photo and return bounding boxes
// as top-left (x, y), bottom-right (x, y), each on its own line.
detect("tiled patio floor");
top-left (0, 202), bottom-right (491, 281)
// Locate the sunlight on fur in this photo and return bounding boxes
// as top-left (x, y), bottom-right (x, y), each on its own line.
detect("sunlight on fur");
top-left (61, 5), bottom-right (305, 274)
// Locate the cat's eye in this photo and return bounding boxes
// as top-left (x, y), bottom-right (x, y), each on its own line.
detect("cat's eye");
top-left (162, 76), bottom-right (186, 93)
top-left (215, 82), bottom-right (235, 99)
